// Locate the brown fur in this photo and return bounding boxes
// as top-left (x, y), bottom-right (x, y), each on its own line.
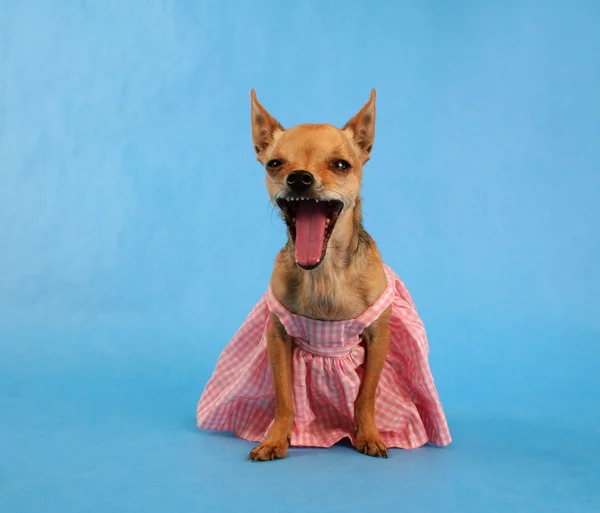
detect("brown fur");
top-left (247, 90), bottom-right (391, 461)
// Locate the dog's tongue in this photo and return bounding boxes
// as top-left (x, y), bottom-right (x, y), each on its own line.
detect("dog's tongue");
top-left (295, 201), bottom-right (328, 268)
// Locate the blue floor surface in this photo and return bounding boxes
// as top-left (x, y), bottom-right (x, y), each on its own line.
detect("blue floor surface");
top-left (2, 327), bottom-right (598, 513)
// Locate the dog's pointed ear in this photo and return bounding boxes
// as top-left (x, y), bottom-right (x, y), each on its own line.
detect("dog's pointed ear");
top-left (342, 89), bottom-right (376, 162)
top-left (251, 89), bottom-right (284, 162)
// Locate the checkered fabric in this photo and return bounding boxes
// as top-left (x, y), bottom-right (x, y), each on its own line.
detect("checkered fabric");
top-left (196, 265), bottom-right (451, 449)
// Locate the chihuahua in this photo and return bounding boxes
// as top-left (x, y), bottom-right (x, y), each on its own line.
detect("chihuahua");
top-left (247, 89), bottom-right (391, 460)
top-left (197, 90), bottom-right (451, 459)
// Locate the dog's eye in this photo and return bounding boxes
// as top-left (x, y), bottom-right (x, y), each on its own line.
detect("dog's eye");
top-left (267, 159), bottom-right (284, 169)
top-left (332, 159), bottom-right (351, 171)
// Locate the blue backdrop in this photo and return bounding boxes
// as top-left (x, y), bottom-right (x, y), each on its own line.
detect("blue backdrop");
top-left (1, 1), bottom-right (599, 512)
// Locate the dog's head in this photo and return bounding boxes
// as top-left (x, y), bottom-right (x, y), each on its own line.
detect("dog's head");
top-left (250, 90), bottom-right (376, 270)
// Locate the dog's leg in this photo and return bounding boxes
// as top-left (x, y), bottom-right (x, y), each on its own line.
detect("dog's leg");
top-left (248, 313), bottom-right (294, 461)
top-left (354, 307), bottom-right (391, 458)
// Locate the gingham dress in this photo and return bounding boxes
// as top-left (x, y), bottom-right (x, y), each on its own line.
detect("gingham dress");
top-left (196, 265), bottom-right (451, 449)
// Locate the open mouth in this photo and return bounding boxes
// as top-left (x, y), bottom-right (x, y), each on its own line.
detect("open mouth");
top-left (276, 197), bottom-right (344, 270)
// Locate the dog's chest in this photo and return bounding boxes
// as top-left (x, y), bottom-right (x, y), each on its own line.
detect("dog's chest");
top-left (298, 291), bottom-right (346, 320)
top-left (291, 272), bottom-right (369, 321)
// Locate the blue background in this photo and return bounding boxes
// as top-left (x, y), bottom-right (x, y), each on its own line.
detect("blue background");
top-left (1, 1), bottom-right (599, 512)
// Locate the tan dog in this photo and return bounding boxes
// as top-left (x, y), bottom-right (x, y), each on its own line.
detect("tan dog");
top-left (248, 90), bottom-right (391, 460)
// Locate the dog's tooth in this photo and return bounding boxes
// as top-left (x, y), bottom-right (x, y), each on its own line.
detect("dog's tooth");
top-left (326, 219), bottom-right (330, 226)
top-left (315, 199), bottom-right (319, 203)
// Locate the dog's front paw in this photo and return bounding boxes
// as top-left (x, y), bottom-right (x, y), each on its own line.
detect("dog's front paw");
top-left (248, 439), bottom-right (289, 461)
top-left (356, 430), bottom-right (388, 458)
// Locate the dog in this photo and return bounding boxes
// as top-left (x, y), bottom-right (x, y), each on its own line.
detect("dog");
top-left (195, 90), bottom-right (451, 461)
top-left (248, 89), bottom-right (391, 460)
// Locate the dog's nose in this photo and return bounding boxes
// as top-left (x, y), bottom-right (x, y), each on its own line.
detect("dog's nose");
top-left (286, 170), bottom-right (314, 192)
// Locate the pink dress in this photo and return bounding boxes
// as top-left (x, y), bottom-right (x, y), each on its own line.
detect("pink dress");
top-left (196, 265), bottom-right (451, 449)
